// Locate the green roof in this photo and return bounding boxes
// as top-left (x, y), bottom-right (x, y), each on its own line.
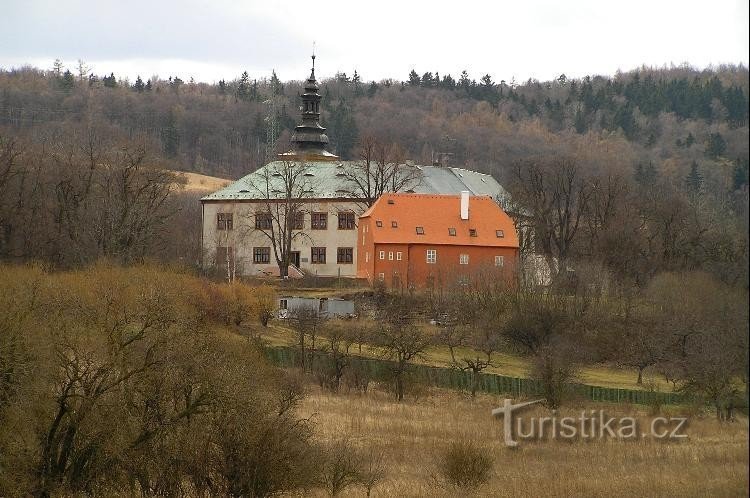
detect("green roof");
top-left (201, 161), bottom-right (510, 202)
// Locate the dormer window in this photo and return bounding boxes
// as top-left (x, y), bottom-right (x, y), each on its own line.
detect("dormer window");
top-left (448, 227), bottom-right (456, 236)
top-left (391, 221), bottom-right (398, 228)
top-left (469, 229), bottom-right (477, 237)
top-left (387, 199), bottom-right (395, 205)
top-left (376, 220), bottom-right (383, 227)
top-left (496, 229), bottom-right (505, 238)
top-left (416, 227), bottom-right (425, 235)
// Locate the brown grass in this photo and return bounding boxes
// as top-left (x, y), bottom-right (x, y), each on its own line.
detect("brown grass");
top-left (295, 383), bottom-right (748, 497)
top-left (173, 171), bottom-right (231, 191)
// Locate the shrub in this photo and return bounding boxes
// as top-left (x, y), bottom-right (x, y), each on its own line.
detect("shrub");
top-left (436, 441), bottom-right (493, 490)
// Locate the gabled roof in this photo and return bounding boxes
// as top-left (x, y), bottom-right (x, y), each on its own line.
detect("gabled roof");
top-left (360, 193), bottom-right (519, 248)
top-left (201, 161), bottom-right (511, 202)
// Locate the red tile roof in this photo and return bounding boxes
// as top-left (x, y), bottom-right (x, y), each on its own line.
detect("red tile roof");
top-left (360, 193), bottom-right (519, 247)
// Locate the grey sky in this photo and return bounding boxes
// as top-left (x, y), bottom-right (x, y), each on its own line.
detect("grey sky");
top-left (1, 0), bottom-right (748, 84)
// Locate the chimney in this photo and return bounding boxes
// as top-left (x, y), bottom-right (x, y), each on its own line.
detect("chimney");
top-left (460, 191), bottom-right (469, 220)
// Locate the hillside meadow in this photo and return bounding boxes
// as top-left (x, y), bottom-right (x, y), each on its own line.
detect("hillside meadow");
top-left (294, 383), bottom-right (749, 498)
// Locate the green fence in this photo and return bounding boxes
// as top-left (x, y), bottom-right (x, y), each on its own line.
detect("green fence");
top-left (264, 346), bottom-right (685, 406)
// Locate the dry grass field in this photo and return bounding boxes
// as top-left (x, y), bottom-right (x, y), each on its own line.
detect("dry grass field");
top-left (295, 384), bottom-right (749, 498)
top-left (173, 170), bottom-right (231, 191)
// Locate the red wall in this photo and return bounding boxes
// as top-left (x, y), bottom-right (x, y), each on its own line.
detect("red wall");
top-left (358, 219), bottom-right (518, 289)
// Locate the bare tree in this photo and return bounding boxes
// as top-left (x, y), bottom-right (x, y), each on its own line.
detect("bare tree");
top-left (372, 292), bottom-right (431, 401)
top-left (243, 160), bottom-right (315, 277)
top-left (343, 135), bottom-right (422, 207)
top-left (509, 157), bottom-right (591, 280)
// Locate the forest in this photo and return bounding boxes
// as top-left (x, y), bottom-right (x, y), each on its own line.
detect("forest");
top-left (0, 62), bottom-right (747, 286)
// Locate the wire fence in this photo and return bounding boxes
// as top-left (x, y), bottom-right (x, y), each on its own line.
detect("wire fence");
top-left (264, 346), bottom-right (685, 406)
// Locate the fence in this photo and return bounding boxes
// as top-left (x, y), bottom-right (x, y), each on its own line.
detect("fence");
top-left (264, 346), bottom-right (685, 406)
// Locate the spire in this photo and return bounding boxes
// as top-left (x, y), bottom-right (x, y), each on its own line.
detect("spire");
top-left (287, 52), bottom-right (338, 160)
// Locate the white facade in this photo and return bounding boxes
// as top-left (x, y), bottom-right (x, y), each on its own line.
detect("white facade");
top-left (202, 199), bottom-right (362, 277)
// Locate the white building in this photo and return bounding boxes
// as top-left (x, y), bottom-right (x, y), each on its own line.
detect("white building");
top-left (201, 57), bottom-right (511, 279)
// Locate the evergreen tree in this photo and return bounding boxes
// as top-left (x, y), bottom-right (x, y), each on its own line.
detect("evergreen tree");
top-left (161, 109), bottom-right (180, 158)
top-left (613, 102), bottom-right (637, 139)
top-left (133, 75), bottom-right (145, 93)
top-left (574, 106), bottom-right (586, 134)
top-left (270, 70), bottom-right (283, 95)
top-left (237, 71), bottom-right (251, 101)
top-left (218, 79), bottom-right (226, 95)
top-left (732, 158), bottom-right (749, 190)
top-left (685, 161), bottom-right (703, 194)
top-left (366, 81), bottom-right (378, 98)
top-left (723, 86), bottom-right (748, 128)
top-left (103, 72), bottom-right (117, 88)
top-left (145, 79), bottom-right (152, 92)
top-left (634, 161), bottom-right (658, 186)
top-left (59, 70), bottom-right (75, 91)
top-left (408, 70), bottom-right (421, 87)
top-left (352, 70), bottom-right (363, 97)
top-left (458, 70), bottom-right (470, 91)
top-left (440, 74), bottom-right (456, 90)
top-left (170, 76), bottom-right (184, 93)
top-left (706, 132), bottom-right (727, 158)
top-left (685, 132), bottom-right (695, 147)
top-left (250, 79), bottom-right (259, 101)
top-left (421, 72), bottom-right (434, 88)
top-left (328, 99), bottom-right (358, 159)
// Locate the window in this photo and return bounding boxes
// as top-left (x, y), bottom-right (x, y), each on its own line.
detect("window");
top-left (469, 228), bottom-right (477, 237)
top-left (391, 221), bottom-right (398, 228)
top-left (338, 212), bottom-right (356, 229)
top-left (279, 299), bottom-right (288, 310)
top-left (448, 227), bottom-right (456, 236)
top-left (253, 247), bottom-right (271, 264)
top-left (311, 247), bottom-right (326, 264)
top-left (378, 273), bottom-right (385, 281)
top-left (311, 212), bottom-right (328, 230)
top-left (366, 252), bottom-right (369, 263)
top-left (255, 212), bottom-right (272, 230)
top-left (379, 251), bottom-right (385, 260)
top-left (337, 247), bottom-right (353, 264)
top-left (496, 229), bottom-right (505, 238)
top-left (388, 251), bottom-right (394, 260)
top-left (217, 213), bottom-right (233, 230)
top-left (426, 249), bottom-right (437, 264)
top-left (292, 212), bottom-right (304, 230)
top-left (416, 226), bottom-right (425, 235)
top-left (460, 254), bottom-right (469, 265)
top-left (495, 255), bottom-right (504, 267)
top-left (396, 252), bottom-right (402, 261)
top-left (215, 246), bottom-right (234, 266)
top-left (376, 220), bottom-right (383, 227)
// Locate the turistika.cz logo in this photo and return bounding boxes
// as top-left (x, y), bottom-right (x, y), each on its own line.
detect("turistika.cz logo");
top-left (491, 399), bottom-right (688, 447)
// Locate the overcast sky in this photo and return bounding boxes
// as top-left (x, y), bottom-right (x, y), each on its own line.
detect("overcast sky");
top-left (1, 0), bottom-right (748, 84)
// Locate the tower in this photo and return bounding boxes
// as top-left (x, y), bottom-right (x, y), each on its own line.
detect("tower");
top-left (284, 54), bottom-right (338, 161)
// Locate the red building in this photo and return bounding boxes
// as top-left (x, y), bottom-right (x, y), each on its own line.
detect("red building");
top-left (357, 192), bottom-right (519, 289)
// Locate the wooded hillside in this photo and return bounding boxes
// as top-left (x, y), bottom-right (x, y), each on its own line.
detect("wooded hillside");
top-left (0, 63), bottom-right (747, 285)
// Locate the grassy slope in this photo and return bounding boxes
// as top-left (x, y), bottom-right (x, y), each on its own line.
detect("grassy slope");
top-left (257, 321), bottom-right (671, 392)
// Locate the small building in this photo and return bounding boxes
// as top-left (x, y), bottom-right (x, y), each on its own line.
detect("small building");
top-left (278, 296), bottom-right (355, 319)
top-left (357, 192), bottom-right (519, 289)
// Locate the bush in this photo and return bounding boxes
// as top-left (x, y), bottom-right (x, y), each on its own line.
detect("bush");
top-left (436, 441), bottom-right (493, 490)
top-left (319, 439), bottom-right (363, 497)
